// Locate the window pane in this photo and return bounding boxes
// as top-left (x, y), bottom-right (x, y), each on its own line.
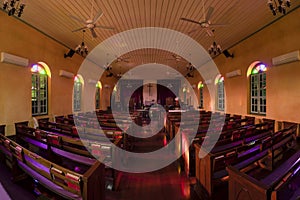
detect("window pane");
top-left (74, 82), bottom-right (82, 111)
top-left (95, 88), bottom-right (100, 109)
top-left (217, 82), bottom-right (224, 111)
top-left (250, 67), bottom-right (266, 115)
top-left (31, 66), bottom-right (48, 116)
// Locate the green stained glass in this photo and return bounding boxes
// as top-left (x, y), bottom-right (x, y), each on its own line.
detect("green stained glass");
top-left (252, 68), bottom-right (259, 74)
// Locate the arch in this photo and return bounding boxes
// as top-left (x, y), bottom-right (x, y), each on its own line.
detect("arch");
top-left (214, 74), bottom-right (224, 85)
top-left (246, 61), bottom-right (267, 77)
top-left (198, 81), bottom-right (204, 89)
top-left (74, 74), bottom-right (84, 84)
top-left (96, 81), bottom-right (102, 89)
top-left (37, 61), bottom-right (51, 78)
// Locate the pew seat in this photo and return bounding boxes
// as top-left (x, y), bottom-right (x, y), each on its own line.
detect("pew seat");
top-left (195, 125), bottom-right (296, 197)
top-left (227, 149), bottom-right (300, 200)
top-left (0, 134), bottom-right (105, 200)
top-left (261, 149), bottom-right (300, 187)
top-left (18, 160), bottom-right (82, 200)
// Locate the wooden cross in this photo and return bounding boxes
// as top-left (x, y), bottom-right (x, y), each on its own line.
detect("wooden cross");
top-left (147, 83), bottom-right (153, 96)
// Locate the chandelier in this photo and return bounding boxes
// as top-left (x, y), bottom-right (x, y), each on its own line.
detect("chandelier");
top-left (75, 30), bottom-right (88, 57)
top-left (208, 41), bottom-right (222, 56)
top-left (2, 0), bottom-right (25, 17)
top-left (267, 0), bottom-right (291, 15)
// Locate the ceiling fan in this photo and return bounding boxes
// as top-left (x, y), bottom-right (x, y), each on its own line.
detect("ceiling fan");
top-left (70, 0), bottom-right (114, 38)
top-left (167, 54), bottom-right (184, 62)
top-left (185, 63), bottom-right (195, 78)
top-left (180, 1), bottom-right (227, 37)
top-left (115, 56), bottom-right (130, 63)
top-left (105, 67), bottom-right (115, 78)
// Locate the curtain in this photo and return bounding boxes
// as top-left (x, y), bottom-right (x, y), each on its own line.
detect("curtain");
top-left (120, 80), bottom-right (143, 110)
top-left (157, 79), bottom-right (180, 106)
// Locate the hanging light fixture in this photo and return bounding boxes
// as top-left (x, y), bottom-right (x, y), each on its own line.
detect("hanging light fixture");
top-left (267, 0), bottom-right (291, 15)
top-left (2, 0), bottom-right (25, 17)
top-left (208, 41), bottom-right (222, 56)
top-left (75, 30), bottom-right (88, 57)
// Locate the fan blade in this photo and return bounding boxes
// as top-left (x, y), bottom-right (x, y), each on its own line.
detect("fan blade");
top-left (209, 23), bottom-right (228, 27)
top-left (116, 58), bottom-right (129, 63)
top-left (188, 28), bottom-right (198, 34)
top-left (72, 27), bottom-right (87, 32)
top-left (94, 25), bottom-right (115, 30)
top-left (70, 15), bottom-right (86, 24)
top-left (206, 6), bottom-right (214, 21)
top-left (205, 28), bottom-right (215, 37)
top-left (180, 17), bottom-right (202, 25)
top-left (93, 10), bottom-right (104, 23)
top-left (90, 28), bottom-right (97, 38)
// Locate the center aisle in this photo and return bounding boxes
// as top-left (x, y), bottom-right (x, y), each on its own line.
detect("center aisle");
top-left (106, 120), bottom-right (201, 200)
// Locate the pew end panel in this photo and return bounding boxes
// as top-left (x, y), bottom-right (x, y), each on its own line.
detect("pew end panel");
top-left (82, 160), bottom-right (105, 200)
top-left (194, 143), bottom-right (214, 196)
top-left (227, 166), bottom-right (269, 200)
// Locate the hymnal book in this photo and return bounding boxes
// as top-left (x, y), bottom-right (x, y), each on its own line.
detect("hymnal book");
top-left (91, 143), bottom-right (101, 158)
top-left (15, 146), bottom-right (23, 161)
top-left (66, 173), bottom-right (80, 192)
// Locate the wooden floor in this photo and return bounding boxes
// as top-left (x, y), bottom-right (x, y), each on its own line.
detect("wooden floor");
top-left (106, 162), bottom-right (201, 200)
top-left (106, 124), bottom-right (202, 200)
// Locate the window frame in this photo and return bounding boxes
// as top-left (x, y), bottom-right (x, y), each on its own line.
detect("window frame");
top-left (95, 87), bottom-right (101, 110)
top-left (198, 83), bottom-right (204, 109)
top-left (217, 77), bottom-right (225, 111)
top-left (73, 77), bottom-right (82, 112)
top-left (250, 64), bottom-right (267, 115)
top-left (31, 65), bottom-right (48, 116)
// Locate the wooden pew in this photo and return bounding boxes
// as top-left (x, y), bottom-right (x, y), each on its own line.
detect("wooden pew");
top-left (0, 134), bottom-right (105, 200)
top-left (39, 121), bottom-right (79, 137)
top-left (0, 125), bottom-right (5, 135)
top-left (227, 136), bottom-right (300, 200)
top-left (177, 121), bottom-right (271, 177)
top-left (194, 124), bottom-right (295, 197)
top-left (194, 126), bottom-right (284, 195)
top-left (15, 124), bottom-right (123, 191)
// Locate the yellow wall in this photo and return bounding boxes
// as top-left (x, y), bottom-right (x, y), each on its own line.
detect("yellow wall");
top-left (201, 8), bottom-right (300, 123)
top-left (1, 8), bottom-right (300, 135)
top-left (0, 11), bottom-right (85, 135)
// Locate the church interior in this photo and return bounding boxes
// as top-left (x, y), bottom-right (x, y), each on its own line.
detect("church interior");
top-left (0, 0), bottom-right (300, 199)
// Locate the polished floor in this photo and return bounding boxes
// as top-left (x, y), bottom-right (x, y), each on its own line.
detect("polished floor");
top-left (106, 125), bottom-right (202, 200)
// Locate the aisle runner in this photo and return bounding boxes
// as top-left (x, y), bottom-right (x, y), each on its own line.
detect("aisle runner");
top-left (0, 182), bottom-right (11, 200)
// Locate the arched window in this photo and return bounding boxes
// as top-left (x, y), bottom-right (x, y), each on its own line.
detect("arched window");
top-left (198, 82), bottom-right (204, 108)
top-left (216, 76), bottom-right (225, 111)
top-left (182, 86), bottom-right (187, 105)
top-left (74, 75), bottom-right (83, 111)
top-left (249, 63), bottom-right (267, 115)
top-left (31, 63), bottom-right (49, 116)
top-left (95, 81), bottom-right (102, 110)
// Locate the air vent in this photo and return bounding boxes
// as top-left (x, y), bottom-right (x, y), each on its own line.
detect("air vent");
top-left (1, 52), bottom-right (29, 67)
top-left (272, 50), bottom-right (300, 66)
